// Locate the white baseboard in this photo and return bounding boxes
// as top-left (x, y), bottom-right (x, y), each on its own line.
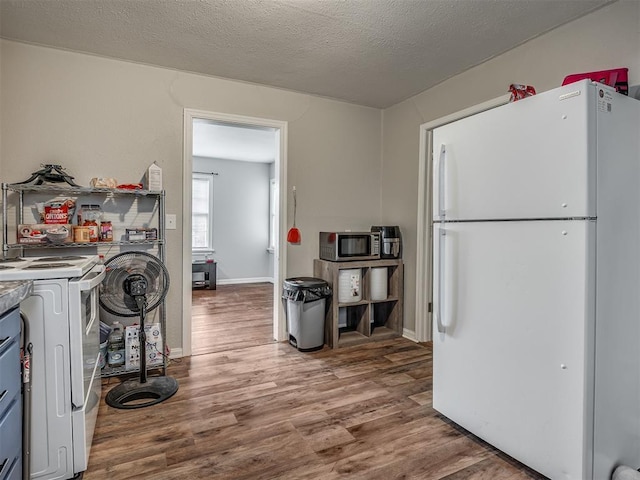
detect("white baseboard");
top-left (217, 277), bottom-right (274, 285)
top-left (403, 328), bottom-right (418, 343)
top-left (169, 347), bottom-right (183, 359)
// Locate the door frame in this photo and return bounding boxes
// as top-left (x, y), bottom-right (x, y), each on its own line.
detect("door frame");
top-left (182, 109), bottom-right (288, 356)
top-left (415, 94), bottom-right (509, 342)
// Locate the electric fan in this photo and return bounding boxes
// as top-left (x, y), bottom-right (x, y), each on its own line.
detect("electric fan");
top-left (99, 251), bottom-right (178, 409)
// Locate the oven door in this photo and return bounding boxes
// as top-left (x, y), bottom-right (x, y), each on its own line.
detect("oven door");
top-left (68, 264), bottom-right (105, 473)
top-left (71, 352), bottom-right (101, 473)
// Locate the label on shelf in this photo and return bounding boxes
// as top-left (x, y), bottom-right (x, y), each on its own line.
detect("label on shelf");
top-left (338, 268), bottom-right (362, 303)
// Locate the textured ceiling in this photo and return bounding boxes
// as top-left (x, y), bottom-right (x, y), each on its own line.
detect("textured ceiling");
top-left (0, 0), bottom-right (613, 108)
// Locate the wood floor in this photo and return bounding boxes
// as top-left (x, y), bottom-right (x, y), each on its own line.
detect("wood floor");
top-left (85, 284), bottom-right (546, 480)
top-left (191, 283), bottom-right (275, 355)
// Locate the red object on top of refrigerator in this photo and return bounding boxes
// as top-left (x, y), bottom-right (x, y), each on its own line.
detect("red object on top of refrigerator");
top-left (562, 67), bottom-right (628, 95)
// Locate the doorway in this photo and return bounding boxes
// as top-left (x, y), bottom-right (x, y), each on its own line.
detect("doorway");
top-left (182, 110), bottom-right (288, 356)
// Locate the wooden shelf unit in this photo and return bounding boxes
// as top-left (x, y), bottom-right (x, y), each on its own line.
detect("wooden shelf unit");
top-left (313, 258), bottom-right (403, 348)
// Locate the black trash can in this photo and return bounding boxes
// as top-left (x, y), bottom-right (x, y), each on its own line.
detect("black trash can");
top-left (282, 277), bottom-right (331, 351)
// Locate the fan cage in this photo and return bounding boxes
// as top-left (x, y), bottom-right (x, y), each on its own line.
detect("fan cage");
top-left (99, 251), bottom-right (170, 317)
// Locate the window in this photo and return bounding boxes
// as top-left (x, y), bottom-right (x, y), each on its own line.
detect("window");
top-left (269, 179), bottom-right (277, 251)
top-left (192, 173), bottom-right (214, 251)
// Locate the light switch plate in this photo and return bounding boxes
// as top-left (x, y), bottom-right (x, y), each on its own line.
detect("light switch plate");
top-left (166, 214), bottom-right (177, 230)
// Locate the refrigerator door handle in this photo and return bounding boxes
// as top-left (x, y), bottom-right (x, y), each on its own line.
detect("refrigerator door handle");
top-left (436, 227), bottom-right (447, 334)
top-left (437, 144), bottom-right (447, 219)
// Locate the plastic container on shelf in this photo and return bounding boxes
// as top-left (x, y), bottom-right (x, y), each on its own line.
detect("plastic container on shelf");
top-left (78, 204), bottom-right (103, 242)
top-left (99, 321), bottom-right (110, 368)
top-left (99, 341), bottom-right (108, 369)
top-left (72, 226), bottom-right (90, 243)
top-left (338, 268), bottom-right (362, 303)
top-left (370, 267), bottom-right (388, 301)
top-left (77, 204), bottom-right (102, 224)
top-left (107, 321), bottom-right (125, 367)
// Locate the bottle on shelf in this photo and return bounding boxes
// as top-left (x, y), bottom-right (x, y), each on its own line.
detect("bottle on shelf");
top-left (107, 322), bottom-right (125, 368)
top-left (78, 204), bottom-right (103, 242)
top-left (100, 221), bottom-right (113, 242)
top-left (83, 218), bottom-right (99, 242)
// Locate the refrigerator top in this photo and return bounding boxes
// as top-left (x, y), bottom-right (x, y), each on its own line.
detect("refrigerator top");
top-left (432, 80), bottom-right (629, 222)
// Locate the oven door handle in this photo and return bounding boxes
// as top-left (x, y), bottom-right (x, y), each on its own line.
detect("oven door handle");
top-left (79, 266), bottom-right (105, 291)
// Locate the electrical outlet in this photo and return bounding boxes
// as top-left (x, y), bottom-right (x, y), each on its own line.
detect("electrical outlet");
top-left (166, 214), bottom-right (177, 230)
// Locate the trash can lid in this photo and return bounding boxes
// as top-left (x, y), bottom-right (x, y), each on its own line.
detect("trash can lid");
top-left (283, 277), bottom-right (327, 290)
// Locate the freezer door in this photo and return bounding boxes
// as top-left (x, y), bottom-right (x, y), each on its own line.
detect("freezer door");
top-left (432, 219), bottom-right (594, 479)
top-left (432, 82), bottom-right (596, 221)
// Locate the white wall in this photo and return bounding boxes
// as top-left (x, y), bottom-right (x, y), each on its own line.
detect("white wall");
top-left (382, 0), bottom-right (640, 334)
top-left (0, 40), bottom-right (383, 351)
top-left (192, 156), bottom-right (271, 283)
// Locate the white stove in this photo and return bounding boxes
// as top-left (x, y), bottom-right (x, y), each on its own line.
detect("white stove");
top-left (0, 255), bottom-right (99, 281)
top-left (0, 254), bottom-right (104, 480)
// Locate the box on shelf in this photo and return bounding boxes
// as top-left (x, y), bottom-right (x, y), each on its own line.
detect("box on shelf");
top-left (125, 228), bottom-right (158, 241)
top-left (37, 198), bottom-right (76, 224)
top-left (145, 162), bottom-right (162, 191)
top-left (124, 323), bottom-right (163, 371)
top-left (18, 224), bottom-right (73, 244)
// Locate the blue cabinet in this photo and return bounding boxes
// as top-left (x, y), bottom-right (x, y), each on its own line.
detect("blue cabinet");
top-left (0, 306), bottom-right (21, 480)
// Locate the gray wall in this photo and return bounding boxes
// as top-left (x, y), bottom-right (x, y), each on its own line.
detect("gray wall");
top-left (193, 156), bottom-right (272, 283)
top-left (0, 39), bottom-right (382, 352)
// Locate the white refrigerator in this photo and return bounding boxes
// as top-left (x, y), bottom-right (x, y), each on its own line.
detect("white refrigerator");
top-left (432, 80), bottom-right (640, 480)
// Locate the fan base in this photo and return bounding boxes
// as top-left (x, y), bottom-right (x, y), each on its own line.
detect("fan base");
top-left (105, 376), bottom-right (179, 409)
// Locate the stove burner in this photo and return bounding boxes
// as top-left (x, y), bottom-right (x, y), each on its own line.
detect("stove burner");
top-left (0, 265), bottom-right (15, 270)
top-left (32, 256), bottom-right (86, 262)
top-left (24, 263), bottom-right (74, 269)
top-left (0, 257), bottom-right (24, 263)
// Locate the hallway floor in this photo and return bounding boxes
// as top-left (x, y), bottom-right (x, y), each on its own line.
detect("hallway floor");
top-left (191, 282), bottom-right (275, 355)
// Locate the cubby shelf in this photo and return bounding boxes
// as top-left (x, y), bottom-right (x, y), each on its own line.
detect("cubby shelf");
top-left (313, 258), bottom-right (403, 348)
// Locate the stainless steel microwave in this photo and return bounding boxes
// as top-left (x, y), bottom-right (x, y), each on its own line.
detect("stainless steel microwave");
top-left (319, 232), bottom-right (380, 261)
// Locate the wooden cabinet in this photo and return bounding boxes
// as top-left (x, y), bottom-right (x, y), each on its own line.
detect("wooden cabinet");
top-left (313, 258), bottom-right (403, 348)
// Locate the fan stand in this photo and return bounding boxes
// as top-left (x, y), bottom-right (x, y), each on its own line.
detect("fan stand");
top-left (105, 286), bottom-right (178, 409)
